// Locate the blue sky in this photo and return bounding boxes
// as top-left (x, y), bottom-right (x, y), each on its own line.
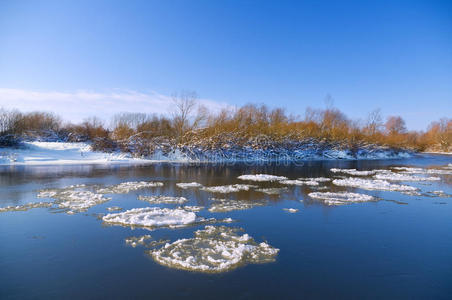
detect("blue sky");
top-left (0, 0), bottom-right (451, 129)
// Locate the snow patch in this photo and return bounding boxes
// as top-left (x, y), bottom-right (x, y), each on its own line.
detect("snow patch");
top-left (0, 141), bottom-right (155, 165)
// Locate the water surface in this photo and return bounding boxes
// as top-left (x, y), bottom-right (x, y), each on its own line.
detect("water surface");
top-left (1, 154), bottom-right (451, 299)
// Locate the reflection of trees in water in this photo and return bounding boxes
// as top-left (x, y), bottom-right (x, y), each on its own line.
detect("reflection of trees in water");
top-left (1, 161), bottom-right (450, 210)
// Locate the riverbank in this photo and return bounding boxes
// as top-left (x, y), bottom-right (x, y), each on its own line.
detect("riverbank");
top-left (0, 142), bottom-right (155, 165)
top-left (0, 141), bottom-right (413, 165)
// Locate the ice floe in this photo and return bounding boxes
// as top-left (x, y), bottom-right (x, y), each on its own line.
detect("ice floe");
top-left (330, 168), bottom-right (377, 176)
top-left (283, 208), bottom-right (299, 213)
top-left (138, 195), bottom-right (188, 204)
top-left (38, 185), bottom-right (111, 214)
top-left (106, 206), bottom-right (123, 212)
top-left (179, 206), bottom-right (205, 212)
top-left (176, 182), bottom-right (203, 189)
top-left (332, 178), bottom-right (417, 192)
top-left (201, 184), bottom-right (257, 193)
top-left (256, 187), bottom-right (288, 195)
top-left (237, 174), bottom-right (288, 182)
top-left (392, 166), bottom-right (452, 175)
top-left (280, 179), bottom-right (319, 186)
top-left (298, 177), bottom-right (331, 182)
top-left (0, 201), bottom-right (53, 213)
top-left (208, 198), bottom-right (266, 212)
top-left (309, 191), bottom-right (375, 205)
top-left (149, 225), bottom-right (279, 273)
top-left (125, 235), bottom-right (152, 247)
top-left (97, 181), bottom-right (163, 194)
top-left (102, 207), bottom-right (197, 228)
top-left (374, 172), bottom-right (440, 181)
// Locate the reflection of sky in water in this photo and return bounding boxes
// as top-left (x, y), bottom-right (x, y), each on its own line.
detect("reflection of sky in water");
top-left (0, 154), bottom-right (451, 299)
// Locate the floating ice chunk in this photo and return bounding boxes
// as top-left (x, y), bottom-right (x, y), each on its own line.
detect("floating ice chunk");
top-left (425, 169), bottom-right (452, 175)
top-left (374, 172), bottom-right (440, 181)
top-left (201, 184), bottom-right (257, 193)
top-left (125, 235), bottom-right (152, 247)
top-left (106, 206), bottom-right (123, 212)
top-left (180, 206), bottom-right (205, 212)
top-left (330, 168), bottom-right (376, 176)
top-left (332, 178), bottom-right (417, 192)
top-left (208, 198), bottom-right (266, 212)
top-left (176, 182), bottom-right (203, 189)
top-left (97, 181), bottom-right (163, 194)
top-left (149, 225), bottom-right (279, 273)
top-left (138, 195), bottom-right (188, 204)
top-left (38, 185), bottom-right (111, 213)
top-left (256, 187), bottom-right (288, 195)
top-left (391, 167), bottom-right (424, 173)
top-left (309, 191), bottom-right (375, 205)
top-left (102, 207), bottom-right (197, 228)
top-left (426, 190), bottom-right (452, 198)
top-left (280, 179), bottom-right (319, 186)
top-left (237, 174), bottom-right (288, 182)
top-left (298, 177), bottom-right (331, 182)
top-left (393, 166), bottom-right (452, 175)
top-left (0, 201), bottom-right (53, 213)
top-left (58, 191), bottom-right (111, 212)
top-left (283, 208), bottom-right (299, 213)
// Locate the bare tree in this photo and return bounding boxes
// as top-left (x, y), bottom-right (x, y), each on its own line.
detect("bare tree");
top-left (365, 109), bottom-right (383, 135)
top-left (385, 116), bottom-right (406, 135)
top-left (171, 90), bottom-right (207, 141)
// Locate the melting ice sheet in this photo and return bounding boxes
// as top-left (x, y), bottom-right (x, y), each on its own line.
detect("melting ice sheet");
top-left (309, 192), bottom-right (375, 205)
top-left (149, 225), bottom-right (279, 273)
top-left (332, 178), bottom-right (417, 192)
top-left (237, 174), bottom-right (288, 182)
top-left (97, 181), bottom-right (163, 194)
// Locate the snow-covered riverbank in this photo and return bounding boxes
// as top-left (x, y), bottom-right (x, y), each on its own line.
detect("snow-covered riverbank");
top-left (0, 142), bottom-right (155, 165)
top-left (0, 141), bottom-right (414, 165)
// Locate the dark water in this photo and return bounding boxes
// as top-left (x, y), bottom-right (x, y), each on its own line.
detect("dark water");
top-left (1, 154), bottom-right (451, 300)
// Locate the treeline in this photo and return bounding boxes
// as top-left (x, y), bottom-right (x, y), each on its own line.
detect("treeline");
top-left (0, 92), bottom-right (451, 153)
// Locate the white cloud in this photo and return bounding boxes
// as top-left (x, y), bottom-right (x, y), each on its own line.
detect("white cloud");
top-left (0, 88), bottom-right (230, 124)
